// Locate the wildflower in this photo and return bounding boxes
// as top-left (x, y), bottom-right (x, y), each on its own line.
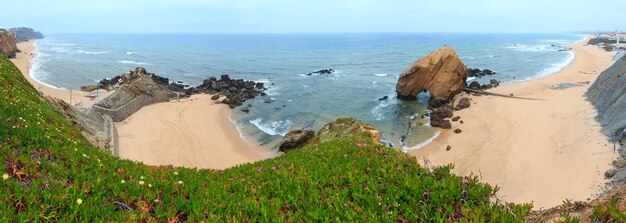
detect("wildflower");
top-left (148, 184), bottom-right (152, 188)
top-left (257, 167), bottom-right (263, 172)
top-left (364, 143), bottom-right (368, 147)
top-left (315, 147), bottom-right (319, 151)
top-left (76, 198), bottom-right (83, 205)
top-left (178, 181), bottom-right (183, 184)
top-left (271, 167), bottom-right (276, 171)
top-left (357, 143), bottom-right (362, 147)
top-left (278, 165), bottom-right (282, 168)
top-left (174, 171), bottom-right (179, 175)
top-left (121, 180), bottom-right (125, 184)
top-left (2, 173), bottom-right (8, 180)
top-left (229, 178), bottom-right (234, 181)
top-left (140, 176), bottom-right (144, 180)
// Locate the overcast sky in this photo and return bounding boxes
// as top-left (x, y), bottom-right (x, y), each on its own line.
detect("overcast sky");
top-left (2, 0), bottom-right (625, 34)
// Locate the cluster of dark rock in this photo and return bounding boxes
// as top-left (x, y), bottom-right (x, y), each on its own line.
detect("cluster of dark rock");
top-left (467, 68), bottom-right (496, 78)
top-left (428, 97), bottom-right (470, 129)
top-left (82, 67), bottom-right (268, 110)
top-left (468, 79), bottom-right (500, 91)
top-left (304, 69), bottom-right (335, 76)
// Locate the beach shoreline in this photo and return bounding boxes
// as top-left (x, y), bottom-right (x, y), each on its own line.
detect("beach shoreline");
top-left (410, 36), bottom-right (618, 209)
top-left (11, 40), bottom-right (274, 170)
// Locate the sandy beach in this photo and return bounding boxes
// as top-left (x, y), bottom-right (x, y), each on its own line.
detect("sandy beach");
top-left (12, 40), bottom-right (272, 170)
top-left (115, 94), bottom-right (273, 169)
top-left (10, 41), bottom-right (112, 108)
top-left (410, 38), bottom-right (617, 209)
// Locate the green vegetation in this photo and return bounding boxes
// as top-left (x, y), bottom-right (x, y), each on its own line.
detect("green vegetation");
top-left (0, 56), bottom-right (531, 221)
top-left (591, 196), bottom-right (626, 222)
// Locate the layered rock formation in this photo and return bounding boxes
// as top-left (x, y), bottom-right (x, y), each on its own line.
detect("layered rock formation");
top-left (0, 29), bottom-right (18, 58)
top-left (9, 27), bottom-right (44, 42)
top-left (396, 45), bottom-right (468, 107)
top-left (278, 118), bottom-right (382, 152)
top-left (587, 54), bottom-right (626, 148)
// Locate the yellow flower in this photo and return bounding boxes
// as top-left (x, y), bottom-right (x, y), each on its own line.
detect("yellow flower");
top-left (148, 184), bottom-right (152, 188)
top-left (2, 173), bottom-right (8, 180)
top-left (76, 198), bottom-right (83, 205)
top-left (178, 181), bottom-right (183, 184)
top-left (121, 180), bottom-right (125, 184)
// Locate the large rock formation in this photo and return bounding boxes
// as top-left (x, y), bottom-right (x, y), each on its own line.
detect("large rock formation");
top-left (279, 128), bottom-right (316, 152)
top-left (278, 118), bottom-right (382, 152)
top-left (0, 29), bottom-right (18, 58)
top-left (9, 27), bottom-right (44, 42)
top-left (587, 54), bottom-right (626, 149)
top-left (396, 45), bottom-right (468, 107)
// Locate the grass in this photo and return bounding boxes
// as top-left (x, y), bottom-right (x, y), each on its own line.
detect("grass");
top-left (0, 55), bottom-right (532, 221)
top-left (591, 196), bottom-right (626, 222)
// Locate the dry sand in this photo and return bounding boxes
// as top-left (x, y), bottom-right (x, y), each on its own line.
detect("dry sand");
top-left (11, 41), bottom-right (112, 108)
top-left (410, 38), bottom-right (618, 209)
top-left (115, 94), bottom-right (273, 170)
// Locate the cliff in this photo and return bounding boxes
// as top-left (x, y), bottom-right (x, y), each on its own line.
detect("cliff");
top-left (587, 54), bottom-right (626, 146)
top-left (9, 27), bottom-right (44, 42)
top-left (0, 29), bottom-right (18, 58)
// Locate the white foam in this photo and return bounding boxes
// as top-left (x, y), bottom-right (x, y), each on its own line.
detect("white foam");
top-left (505, 44), bottom-right (558, 52)
top-left (401, 130), bottom-right (441, 152)
top-left (77, 50), bottom-right (108, 55)
top-left (373, 73), bottom-right (388, 77)
top-left (125, 51), bottom-right (135, 55)
top-left (29, 41), bottom-right (62, 89)
top-left (371, 101), bottom-right (390, 121)
top-left (117, 60), bottom-right (152, 65)
top-left (249, 118), bottom-right (292, 136)
top-left (523, 51), bottom-right (575, 81)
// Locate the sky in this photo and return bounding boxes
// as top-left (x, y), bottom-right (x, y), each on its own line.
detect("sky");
top-left (2, 0), bottom-right (626, 34)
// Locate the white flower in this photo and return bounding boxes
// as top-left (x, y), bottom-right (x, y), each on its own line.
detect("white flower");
top-left (140, 176), bottom-right (144, 180)
top-left (2, 173), bottom-right (8, 180)
top-left (139, 180), bottom-right (145, 185)
top-left (76, 198), bottom-right (83, 205)
top-left (178, 181), bottom-right (183, 184)
top-left (174, 172), bottom-right (179, 175)
top-left (121, 180), bottom-right (125, 184)
top-left (148, 184), bottom-right (152, 188)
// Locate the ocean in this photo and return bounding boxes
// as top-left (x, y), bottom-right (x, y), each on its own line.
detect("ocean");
top-left (30, 33), bottom-right (583, 151)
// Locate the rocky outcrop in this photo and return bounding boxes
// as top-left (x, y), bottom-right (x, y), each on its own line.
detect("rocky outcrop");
top-left (304, 69), bottom-right (335, 76)
top-left (587, 54), bottom-right (626, 147)
top-left (279, 129), bottom-right (316, 152)
top-left (8, 27), bottom-right (44, 42)
top-left (0, 29), bottom-right (18, 58)
top-left (396, 45), bottom-right (468, 107)
top-left (279, 118), bottom-right (382, 152)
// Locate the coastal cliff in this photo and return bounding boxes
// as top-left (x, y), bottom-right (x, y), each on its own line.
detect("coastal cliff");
top-left (587, 54), bottom-right (626, 149)
top-left (9, 27), bottom-right (44, 42)
top-left (0, 29), bottom-right (18, 58)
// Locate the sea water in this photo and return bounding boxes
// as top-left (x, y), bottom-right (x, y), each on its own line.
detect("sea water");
top-left (30, 33), bottom-right (583, 151)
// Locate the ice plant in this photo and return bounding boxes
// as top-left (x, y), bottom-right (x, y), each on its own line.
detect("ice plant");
top-left (271, 167), bottom-right (277, 171)
top-left (257, 167), bottom-right (263, 172)
top-left (357, 143), bottom-right (362, 147)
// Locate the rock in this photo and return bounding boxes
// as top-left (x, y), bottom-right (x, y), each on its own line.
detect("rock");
top-left (220, 75), bottom-right (231, 83)
top-left (431, 107), bottom-right (454, 120)
top-left (264, 98), bottom-right (273, 103)
top-left (255, 82), bottom-right (264, 90)
top-left (135, 67), bottom-right (147, 75)
top-left (490, 79), bottom-right (500, 86)
top-left (605, 169), bottom-right (617, 178)
top-left (229, 87), bottom-right (238, 92)
top-left (306, 69), bottom-right (335, 76)
top-left (80, 85), bottom-right (98, 92)
top-left (469, 81), bottom-right (481, 90)
top-left (460, 120), bottom-right (464, 124)
top-left (446, 145), bottom-right (451, 151)
top-left (454, 97), bottom-right (471, 110)
top-left (396, 45), bottom-right (468, 106)
top-left (483, 69), bottom-right (494, 75)
top-left (454, 129), bottom-right (462, 134)
top-left (430, 118), bottom-right (451, 129)
top-left (378, 96), bottom-right (389, 101)
top-left (240, 107), bottom-right (250, 113)
top-left (451, 116), bottom-right (460, 122)
top-left (209, 76), bottom-right (217, 81)
top-left (279, 128), bottom-right (316, 152)
top-left (210, 95), bottom-right (220, 100)
top-left (0, 29), bottom-right (18, 58)
top-left (151, 74), bottom-right (169, 85)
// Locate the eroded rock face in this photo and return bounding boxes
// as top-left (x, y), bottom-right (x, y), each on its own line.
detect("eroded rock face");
top-left (279, 128), bottom-right (316, 152)
top-left (396, 45), bottom-right (468, 106)
top-left (0, 29), bottom-right (18, 58)
top-left (8, 27), bottom-right (44, 42)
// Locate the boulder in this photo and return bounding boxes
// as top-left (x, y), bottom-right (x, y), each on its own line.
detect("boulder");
top-left (210, 95), bottom-right (220, 100)
top-left (255, 82), bottom-right (264, 90)
top-left (378, 96), bottom-right (389, 101)
top-left (240, 107), bottom-right (250, 113)
top-left (469, 81), bottom-right (481, 90)
top-left (209, 76), bottom-right (217, 81)
top-left (396, 45), bottom-right (468, 106)
top-left (279, 128), bottom-right (316, 152)
top-left (454, 129), bottom-right (462, 134)
top-left (80, 85), bottom-right (98, 92)
top-left (454, 97), bottom-right (471, 110)
top-left (220, 75), bottom-right (231, 83)
top-left (430, 118), bottom-right (452, 129)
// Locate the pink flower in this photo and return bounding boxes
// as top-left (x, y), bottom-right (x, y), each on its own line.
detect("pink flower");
top-left (257, 167), bottom-right (263, 172)
top-left (271, 166), bottom-right (277, 171)
top-left (278, 165), bottom-right (282, 168)
top-left (357, 143), bottom-right (362, 147)
top-left (229, 178), bottom-right (234, 181)
top-left (364, 143), bottom-right (368, 147)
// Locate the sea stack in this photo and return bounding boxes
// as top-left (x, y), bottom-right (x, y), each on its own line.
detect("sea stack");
top-left (396, 45), bottom-right (468, 107)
